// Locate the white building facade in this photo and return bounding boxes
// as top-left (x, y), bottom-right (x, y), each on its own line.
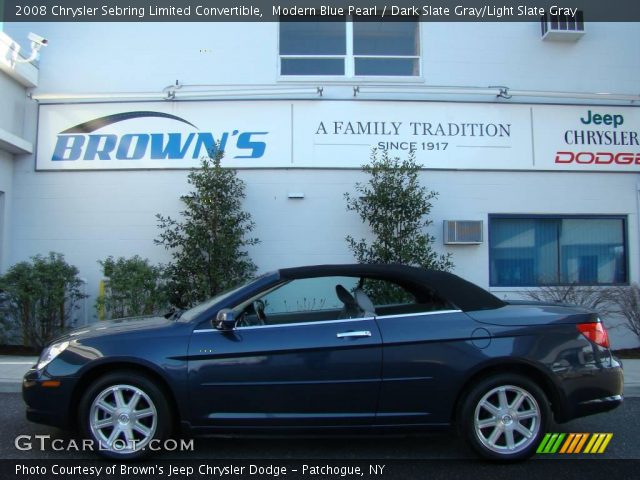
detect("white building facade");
top-left (0, 30), bottom-right (38, 273)
top-left (1, 20), bottom-right (639, 344)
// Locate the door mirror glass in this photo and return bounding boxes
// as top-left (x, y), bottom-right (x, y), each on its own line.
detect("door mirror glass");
top-left (214, 309), bottom-right (236, 330)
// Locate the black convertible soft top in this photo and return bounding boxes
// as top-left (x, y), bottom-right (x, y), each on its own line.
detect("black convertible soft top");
top-left (278, 264), bottom-right (506, 312)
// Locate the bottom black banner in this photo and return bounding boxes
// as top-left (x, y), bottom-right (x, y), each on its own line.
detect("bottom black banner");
top-left (2, 459), bottom-right (640, 480)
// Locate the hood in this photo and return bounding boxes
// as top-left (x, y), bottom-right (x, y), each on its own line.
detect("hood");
top-left (60, 315), bottom-right (174, 341)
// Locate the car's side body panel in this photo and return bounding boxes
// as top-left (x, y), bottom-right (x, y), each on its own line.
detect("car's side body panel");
top-left (187, 317), bottom-right (383, 427)
top-left (374, 310), bottom-right (478, 424)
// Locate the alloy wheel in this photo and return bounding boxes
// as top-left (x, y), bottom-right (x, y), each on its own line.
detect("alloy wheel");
top-left (473, 384), bottom-right (541, 455)
top-left (89, 384), bottom-right (158, 454)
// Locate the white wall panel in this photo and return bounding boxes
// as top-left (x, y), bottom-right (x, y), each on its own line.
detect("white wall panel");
top-left (2, 20), bottom-right (639, 350)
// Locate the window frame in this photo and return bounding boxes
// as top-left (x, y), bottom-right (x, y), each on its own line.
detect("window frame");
top-left (233, 309), bottom-right (461, 331)
top-left (230, 274), bottom-right (455, 329)
top-left (276, 19), bottom-right (424, 82)
top-left (488, 214), bottom-right (629, 287)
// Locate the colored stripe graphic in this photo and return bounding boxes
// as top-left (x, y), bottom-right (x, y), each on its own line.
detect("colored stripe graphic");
top-left (550, 433), bottom-right (565, 453)
top-left (559, 433), bottom-right (575, 453)
top-left (584, 433), bottom-right (614, 453)
top-left (537, 433), bottom-right (565, 453)
top-left (584, 434), bottom-right (599, 453)
top-left (597, 433), bottom-right (613, 453)
top-left (538, 433), bottom-right (613, 454)
top-left (572, 433), bottom-right (589, 453)
top-left (536, 433), bottom-right (552, 453)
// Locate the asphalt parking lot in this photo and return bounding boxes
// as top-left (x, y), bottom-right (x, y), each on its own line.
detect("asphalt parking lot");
top-left (1, 393), bottom-right (638, 459)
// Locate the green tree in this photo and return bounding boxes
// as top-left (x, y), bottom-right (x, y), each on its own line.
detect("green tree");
top-left (96, 255), bottom-right (168, 319)
top-left (0, 252), bottom-right (87, 347)
top-left (155, 149), bottom-right (259, 308)
top-left (345, 150), bottom-right (453, 303)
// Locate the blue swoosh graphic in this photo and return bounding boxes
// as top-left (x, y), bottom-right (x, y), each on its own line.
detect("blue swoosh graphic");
top-left (60, 111), bottom-right (198, 134)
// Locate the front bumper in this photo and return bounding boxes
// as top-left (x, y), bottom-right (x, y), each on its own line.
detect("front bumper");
top-left (22, 368), bottom-right (76, 430)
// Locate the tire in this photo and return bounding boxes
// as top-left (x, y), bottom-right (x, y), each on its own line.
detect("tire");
top-left (78, 371), bottom-right (172, 459)
top-left (458, 373), bottom-right (550, 461)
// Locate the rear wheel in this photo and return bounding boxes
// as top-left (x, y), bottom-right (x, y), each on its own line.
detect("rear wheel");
top-left (459, 373), bottom-right (550, 461)
top-left (78, 372), bottom-right (171, 459)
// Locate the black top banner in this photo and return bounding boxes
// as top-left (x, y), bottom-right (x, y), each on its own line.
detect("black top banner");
top-left (1, 0), bottom-right (639, 22)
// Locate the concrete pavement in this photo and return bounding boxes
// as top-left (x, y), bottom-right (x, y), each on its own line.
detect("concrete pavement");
top-left (1, 355), bottom-right (639, 395)
top-left (0, 356), bottom-right (37, 393)
top-left (622, 358), bottom-right (640, 397)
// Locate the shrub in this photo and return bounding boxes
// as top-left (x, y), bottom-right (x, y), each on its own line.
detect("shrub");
top-left (96, 256), bottom-right (168, 319)
top-left (345, 150), bottom-right (453, 304)
top-left (0, 289), bottom-right (21, 344)
top-left (0, 252), bottom-right (87, 348)
top-left (155, 148), bottom-right (259, 308)
top-left (523, 284), bottom-right (616, 316)
top-left (609, 284), bottom-right (640, 340)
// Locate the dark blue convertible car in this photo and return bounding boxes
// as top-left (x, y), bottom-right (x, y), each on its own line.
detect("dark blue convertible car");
top-left (23, 264), bottom-right (623, 460)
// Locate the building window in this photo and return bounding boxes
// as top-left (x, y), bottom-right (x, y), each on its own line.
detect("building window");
top-left (489, 216), bottom-right (627, 286)
top-left (279, 18), bottom-right (420, 77)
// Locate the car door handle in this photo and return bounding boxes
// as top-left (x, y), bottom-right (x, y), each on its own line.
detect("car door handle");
top-left (336, 331), bottom-right (372, 339)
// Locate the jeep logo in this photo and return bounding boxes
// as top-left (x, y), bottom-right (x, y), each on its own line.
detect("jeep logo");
top-left (580, 110), bottom-right (624, 128)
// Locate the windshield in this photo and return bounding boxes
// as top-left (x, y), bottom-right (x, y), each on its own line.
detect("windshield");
top-left (179, 273), bottom-right (270, 322)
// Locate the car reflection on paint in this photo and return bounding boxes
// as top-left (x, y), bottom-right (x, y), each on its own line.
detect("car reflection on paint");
top-left (23, 264), bottom-right (623, 460)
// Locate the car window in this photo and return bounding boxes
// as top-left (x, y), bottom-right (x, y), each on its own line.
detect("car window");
top-left (359, 278), bottom-right (452, 316)
top-left (235, 275), bottom-right (453, 327)
top-left (238, 276), bottom-right (361, 326)
top-left (180, 273), bottom-right (270, 322)
top-left (264, 276), bottom-right (358, 315)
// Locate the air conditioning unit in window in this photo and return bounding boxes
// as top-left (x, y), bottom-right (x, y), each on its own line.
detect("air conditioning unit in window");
top-left (541, 11), bottom-right (585, 41)
top-left (444, 220), bottom-right (483, 245)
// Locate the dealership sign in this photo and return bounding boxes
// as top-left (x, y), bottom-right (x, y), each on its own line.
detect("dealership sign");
top-left (52, 112), bottom-right (268, 161)
top-left (532, 106), bottom-right (640, 171)
top-left (37, 102), bottom-right (291, 170)
top-left (36, 101), bottom-right (640, 171)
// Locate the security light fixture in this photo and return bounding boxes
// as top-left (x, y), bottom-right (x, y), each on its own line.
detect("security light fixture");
top-left (13, 32), bottom-right (48, 64)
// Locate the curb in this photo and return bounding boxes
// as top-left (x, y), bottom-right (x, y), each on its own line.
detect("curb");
top-left (0, 381), bottom-right (22, 393)
top-left (625, 385), bottom-right (640, 398)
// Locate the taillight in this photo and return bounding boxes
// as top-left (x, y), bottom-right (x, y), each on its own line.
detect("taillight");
top-left (577, 322), bottom-right (610, 348)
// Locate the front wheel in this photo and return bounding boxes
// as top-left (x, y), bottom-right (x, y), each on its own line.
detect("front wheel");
top-left (78, 372), bottom-right (172, 459)
top-left (458, 374), bottom-right (550, 461)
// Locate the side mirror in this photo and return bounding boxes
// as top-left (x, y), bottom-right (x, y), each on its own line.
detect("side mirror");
top-left (214, 309), bottom-right (236, 331)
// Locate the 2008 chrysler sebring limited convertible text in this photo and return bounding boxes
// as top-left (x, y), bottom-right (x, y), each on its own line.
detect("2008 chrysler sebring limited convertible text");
top-left (23, 264), bottom-right (623, 460)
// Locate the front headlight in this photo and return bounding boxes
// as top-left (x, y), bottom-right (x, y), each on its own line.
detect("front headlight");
top-left (37, 340), bottom-right (70, 370)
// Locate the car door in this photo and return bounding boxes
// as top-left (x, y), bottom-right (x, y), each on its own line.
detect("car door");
top-left (188, 276), bottom-right (383, 428)
top-left (360, 278), bottom-right (481, 425)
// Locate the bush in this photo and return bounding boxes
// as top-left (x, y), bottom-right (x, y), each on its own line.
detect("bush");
top-left (96, 256), bottom-right (168, 320)
top-left (523, 284), bottom-right (616, 316)
top-left (155, 149), bottom-right (259, 308)
top-left (345, 150), bottom-right (453, 304)
top-left (609, 284), bottom-right (640, 340)
top-left (0, 252), bottom-right (87, 348)
top-left (0, 289), bottom-right (21, 344)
